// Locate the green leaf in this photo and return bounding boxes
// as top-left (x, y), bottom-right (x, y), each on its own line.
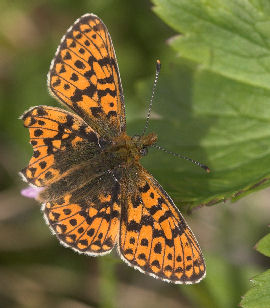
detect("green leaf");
top-left (240, 233), bottom-right (270, 307)
top-left (256, 233), bottom-right (270, 257)
top-left (153, 0), bottom-right (270, 90)
top-left (133, 0), bottom-right (270, 208)
top-left (240, 270), bottom-right (270, 308)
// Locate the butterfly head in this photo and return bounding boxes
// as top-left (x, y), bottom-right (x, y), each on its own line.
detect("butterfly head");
top-left (132, 133), bottom-right (157, 157)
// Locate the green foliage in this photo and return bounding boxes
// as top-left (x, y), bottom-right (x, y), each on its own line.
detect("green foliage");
top-left (148, 0), bottom-right (270, 208)
top-left (256, 233), bottom-right (270, 257)
top-left (239, 230), bottom-right (270, 308)
top-left (240, 270), bottom-right (270, 308)
top-left (99, 256), bottom-right (118, 308)
top-left (153, 0), bottom-right (270, 90)
top-left (240, 233), bottom-right (270, 308)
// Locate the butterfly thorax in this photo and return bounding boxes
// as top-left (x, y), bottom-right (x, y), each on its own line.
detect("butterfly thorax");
top-left (107, 132), bottom-right (157, 166)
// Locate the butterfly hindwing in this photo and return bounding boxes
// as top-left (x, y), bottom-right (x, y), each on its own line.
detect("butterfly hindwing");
top-left (20, 105), bottom-right (100, 187)
top-left (43, 171), bottom-right (121, 255)
top-left (118, 168), bottom-right (206, 284)
top-left (48, 13), bottom-right (125, 138)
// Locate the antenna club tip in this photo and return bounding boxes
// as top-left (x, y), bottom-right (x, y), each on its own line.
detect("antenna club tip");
top-left (203, 166), bottom-right (210, 173)
top-left (156, 59), bottom-right (161, 70)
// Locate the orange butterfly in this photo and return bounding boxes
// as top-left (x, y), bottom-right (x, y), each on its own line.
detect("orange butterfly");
top-left (20, 14), bottom-right (206, 284)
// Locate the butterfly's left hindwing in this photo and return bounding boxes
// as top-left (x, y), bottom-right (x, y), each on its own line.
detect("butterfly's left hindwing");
top-left (118, 168), bottom-right (206, 284)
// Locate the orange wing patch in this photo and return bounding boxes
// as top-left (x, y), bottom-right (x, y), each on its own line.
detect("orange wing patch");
top-left (119, 169), bottom-right (206, 284)
top-left (48, 13), bottom-right (125, 137)
top-left (43, 176), bottom-right (121, 255)
top-left (20, 106), bottom-right (100, 187)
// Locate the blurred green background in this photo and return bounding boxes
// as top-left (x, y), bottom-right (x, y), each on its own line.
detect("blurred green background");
top-left (0, 1), bottom-right (269, 307)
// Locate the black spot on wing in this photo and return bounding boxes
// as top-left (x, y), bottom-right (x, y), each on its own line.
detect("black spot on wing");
top-left (74, 60), bottom-right (85, 69)
top-left (70, 85), bottom-right (96, 104)
top-left (90, 107), bottom-right (102, 118)
top-left (70, 73), bottom-right (79, 82)
top-left (107, 111), bottom-right (117, 118)
top-left (63, 51), bottom-right (71, 60)
top-left (139, 182), bottom-right (150, 193)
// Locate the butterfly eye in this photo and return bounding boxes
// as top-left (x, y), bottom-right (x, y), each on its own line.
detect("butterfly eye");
top-left (140, 147), bottom-right (148, 156)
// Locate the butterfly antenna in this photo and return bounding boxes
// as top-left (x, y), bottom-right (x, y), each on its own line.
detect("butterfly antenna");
top-left (141, 59), bottom-right (161, 136)
top-left (151, 144), bottom-right (210, 173)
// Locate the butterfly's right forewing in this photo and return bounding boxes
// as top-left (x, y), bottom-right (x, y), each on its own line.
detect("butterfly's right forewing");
top-left (48, 14), bottom-right (126, 138)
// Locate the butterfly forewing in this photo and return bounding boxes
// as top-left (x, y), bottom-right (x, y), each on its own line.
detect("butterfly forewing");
top-left (20, 106), bottom-right (100, 187)
top-left (48, 14), bottom-right (125, 138)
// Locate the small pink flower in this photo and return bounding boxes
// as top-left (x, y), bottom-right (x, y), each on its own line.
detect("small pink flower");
top-left (21, 186), bottom-right (44, 200)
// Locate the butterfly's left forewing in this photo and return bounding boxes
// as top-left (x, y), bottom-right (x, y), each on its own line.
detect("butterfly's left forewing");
top-left (20, 105), bottom-right (100, 187)
top-left (118, 168), bottom-right (206, 284)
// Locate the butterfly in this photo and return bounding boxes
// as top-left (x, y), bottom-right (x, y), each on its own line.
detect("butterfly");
top-left (20, 13), bottom-right (206, 284)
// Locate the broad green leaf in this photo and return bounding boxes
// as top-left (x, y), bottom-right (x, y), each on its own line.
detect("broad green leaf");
top-left (240, 270), bottom-right (270, 308)
top-left (129, 58), bottom-right (270, 208)
top-left (153, 0), bottom-right (270, 90)
top-left (137, 0), bottom-right (270, 208)
top-left (256, 233), bottom-right (270, 257)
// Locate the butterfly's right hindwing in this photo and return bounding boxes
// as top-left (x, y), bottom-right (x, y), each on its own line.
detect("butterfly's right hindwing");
top-left (118, 168), bottom-right (206, 284)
